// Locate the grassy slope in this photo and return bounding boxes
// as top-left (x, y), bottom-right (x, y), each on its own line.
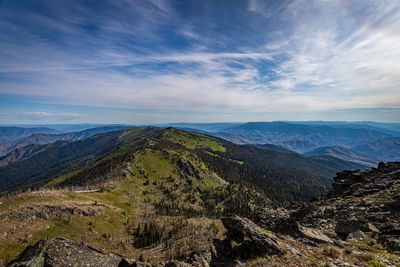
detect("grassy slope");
top-left (0, 127), bottom-right (164, 192)
top-left (0, 130), bottom-right (241, 264)
top-left (0, 127), bottom-right (390, 265)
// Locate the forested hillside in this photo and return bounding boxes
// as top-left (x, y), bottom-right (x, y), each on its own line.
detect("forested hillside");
top-left (0, 127), bottom-right (366, 205)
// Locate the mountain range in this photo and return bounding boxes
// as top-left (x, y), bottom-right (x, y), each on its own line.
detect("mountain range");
top-left (0, 127), bottom-right (61, 143)
top-left (163, 121), bottom-right (400, 165)
top-left (0, 126), bottom-right (127, 157)
top-left (0, 122), bottom-right (398, 266)
top-left (304, 146), bottom-right (380, 167)
top-left (0, 127), bottom-right (367, 205)
top-left (1, 135), bottom-right (399, 266)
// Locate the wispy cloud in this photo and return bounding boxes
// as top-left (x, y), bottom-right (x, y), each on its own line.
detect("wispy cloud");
top-left (0, 0), bottom-right (399, 123)
top-left (22, 112), bottom-right (81, 117)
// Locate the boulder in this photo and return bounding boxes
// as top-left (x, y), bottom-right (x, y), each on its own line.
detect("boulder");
top-left (251, 207), bottom-right (291, 233)
top-left (346, 230), bottom-right (366, 241)
top-left (221, 216), bottom-right (283, 255)
top-left (335, 220), bottom-right (378, 237)
top-left (294, 223), bottom-right (333, 244)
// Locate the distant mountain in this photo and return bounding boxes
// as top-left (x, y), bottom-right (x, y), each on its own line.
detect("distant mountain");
top-left (273, 139), bottom-right (318, 154)
top-left (304, 146), bottom-right (379, 167)
top-left (0, 144), bottom-right (44, 167)
top-left (219, 121), bottom-right (391, 147)
top-left (251, 143), bottom-right (295, 153)
top-left (156, 122), bottom-right (242, 133)
top-left (0, 126), bottom-right (61, 143)
top-left (308, 155), bottom-right (368, 171)
top-left (353, 137), bottom-right (400, 162)
top-left (0, 126), bottom-right (127, 157)
top-left (293, 121), bottom-right (400, 136)
top-left (0, 127), bottom-right (366, 204)
top-left (1, 123), bottom-right (128, 132)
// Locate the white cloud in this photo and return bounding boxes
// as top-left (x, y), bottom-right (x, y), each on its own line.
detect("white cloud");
top-left (0, 0), bottom-right (399, 121)
top-left (22, 112), bottom-right (81, 117)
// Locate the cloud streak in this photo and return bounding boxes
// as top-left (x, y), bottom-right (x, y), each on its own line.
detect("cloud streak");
top-left (22, 112), bottom-right (81, 117)
top-left (0, 0), bottom-right (399, 122)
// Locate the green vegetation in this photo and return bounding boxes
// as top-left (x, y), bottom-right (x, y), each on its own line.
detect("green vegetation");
top-left (132, 222), bottom-right (161, 248)
top-left (1, 126), bottom-right (357, 204)
top-left (323, 246), bottom-right (341, 259)
top-left (1, 126), bottom-right (400, 266)
top-left (368, 260), bottom-right (388, 267)
top-left (161, 129), bottom-right (226, 152)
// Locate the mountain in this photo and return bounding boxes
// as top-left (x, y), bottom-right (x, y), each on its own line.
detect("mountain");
top-left (294, 121), bottom-right (400, 136)
top-left (0, 126), bottom-right (127, 157)
top-left (156, 122), bottom-right (242, 133)
top-left (308, 155), bottom-right (368, 172)
top-left (0, 127), bottom-right (366, 204)
top-left (250, 144), bottom-right (368, 170)
top-left (1, 123), bottom-right (128, 132)
top-left (0, 126), bottom-right (395, 266)
top-left (3, 159), bottom-right (399, 266)
top-left (304, 146), bottom-right (379, 167)
top-left (353, 137), bottom-right (400, 162)
top-left (221, 121), bottom-right (391, 147)
top-left (0, 127), bottom-right (164, 192)
top-left (251, 143), bottom-right (295, 153)
top-left (273, 138), bottom-right (318, 153)
top-left (0, 144), bottom-right (44, 167)
top-left (0, 126), bottom-right (61, 143)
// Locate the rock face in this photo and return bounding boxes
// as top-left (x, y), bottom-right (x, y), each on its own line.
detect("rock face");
top-left (253, 162), bottom-right (400, 253)
top-left (211, 216), bottom-right (283, 266)
top-left (7, 237), bottom-right (124, 267)
top-left (6, 237), bottom-right (194, 267)
top-left (252, 207), bottom-right (291, 233)
top-left (221, 216), bottom-right (283, 255)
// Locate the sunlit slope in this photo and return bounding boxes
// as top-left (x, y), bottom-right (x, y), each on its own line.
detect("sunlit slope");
top-left (42, 127), bottom-right (355, 204)
top-left (0, 127), bottom-right (164, 191)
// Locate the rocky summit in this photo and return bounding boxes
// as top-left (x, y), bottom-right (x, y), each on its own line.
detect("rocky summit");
top-left (6, 162), bottom-right (400, 266)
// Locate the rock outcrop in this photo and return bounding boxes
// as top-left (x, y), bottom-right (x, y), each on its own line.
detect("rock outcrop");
top-left (7, 237), bottom-right (125, 267)
top-left (221, 216), bottom-right (283, 255)
top-left (211, 215), bottom-right (283, 266)
top-left (254, 162), bottom-right (400, 253)
top-left (7, 237), bottom-right (196, 267)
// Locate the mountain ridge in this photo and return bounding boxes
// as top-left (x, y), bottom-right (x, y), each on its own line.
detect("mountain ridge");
top-left (0, 126), bottom-right (367, 204)
top-left (304, 146), bottom-right (379, 167)
top-left (0, 127), bottom-right (61, 143)
top-left (0, 126), bottom-right (128, 157)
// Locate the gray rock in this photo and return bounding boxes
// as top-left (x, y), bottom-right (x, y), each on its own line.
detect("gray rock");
top-left (7, 237), bottom-right (123, 267)
top-left (7, 237), bottom-right (195, 267)
top-left (335, 220), bottom-right (378, 237)
top-left (346, 230), bottom-right (366, 241)
top-left (221, 216), bottom-right (283, 255)
top-left (295, 223), bottom-right (333, 244)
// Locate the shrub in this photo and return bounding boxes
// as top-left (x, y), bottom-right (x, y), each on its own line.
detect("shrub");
top-left (368, 260), bottom-right (387, 267)
top-left (323, 246), bottom-right (341, 259)
top-left (358, 252), bottom-right (375, 262)
top-left (344, 247), bottom-right (353, 255)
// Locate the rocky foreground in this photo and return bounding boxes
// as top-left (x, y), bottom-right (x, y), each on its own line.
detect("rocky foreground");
top-left (6, 162), bottom-right (400, 266)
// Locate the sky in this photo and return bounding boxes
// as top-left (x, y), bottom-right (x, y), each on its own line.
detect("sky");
top-left (0, 0), bottom-right (399, 124)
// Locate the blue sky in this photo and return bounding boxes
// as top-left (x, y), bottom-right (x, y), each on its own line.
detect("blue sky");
top-left (0, 0), bottom-right (399, 124)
